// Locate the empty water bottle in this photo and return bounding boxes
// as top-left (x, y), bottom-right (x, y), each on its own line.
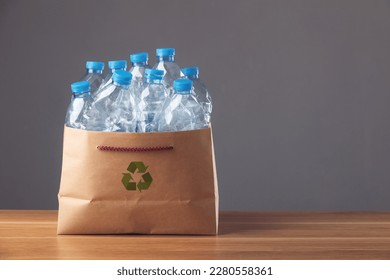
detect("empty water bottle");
top-left (130, 52), bottom-right (149, 82)
top-left (99, 60), bottom-right (127, 90)
top-left (153, 48), bottom-right (181, 94)
top-left (129, 52), bottom-right (149, 95)
top-left (65, 81), bottom-right (92, 130)
top-left (86, 70), bottom-right (137, 132)
top-left (157, 79), bottom-right (208, 132)
top-left (81, 61), bottom-right (104, 94)
top-left (138, 69), bottom-right (168, 132)
top-left (181, 66), bottom-right (212, 123)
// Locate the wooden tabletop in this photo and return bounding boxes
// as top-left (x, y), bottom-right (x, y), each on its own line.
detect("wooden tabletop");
top-left (0, 210), bottom-right (389, 259)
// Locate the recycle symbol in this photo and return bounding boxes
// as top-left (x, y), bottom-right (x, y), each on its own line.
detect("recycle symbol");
top-left (121, 161), bottom-right (153, 191)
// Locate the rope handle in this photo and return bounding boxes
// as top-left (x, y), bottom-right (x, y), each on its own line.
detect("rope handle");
top-left (97, 145), bottom-right (173, 152)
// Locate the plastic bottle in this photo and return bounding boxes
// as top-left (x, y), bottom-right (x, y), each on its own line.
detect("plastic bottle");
top-left (181, 66), bottom-right (212, 123)
top-left (129, 52), bottom-right (149, 97)
top-left (153, 48), bottom-right (181, 95)
top-left (130, 52), bottom-right (148, 83)
top-left (99, 60), bottom-right (127, 90)
top-left (81, 61), bottom-right (104, 94)
top-left (65, 81), bottom-right (92, 130)
top-left (137, 69), bottom-right (168, 132)
top-left (157, 79), bottom-right (208, 132)
top-left (86, 70), bottom-right (137, 132)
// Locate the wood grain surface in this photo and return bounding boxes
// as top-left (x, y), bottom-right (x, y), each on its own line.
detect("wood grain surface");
top-left (0, 210), bottom-right (389, 259)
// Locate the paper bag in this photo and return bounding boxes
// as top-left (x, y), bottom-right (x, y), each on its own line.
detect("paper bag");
top-left (57, 126), bottom-right (219, 235)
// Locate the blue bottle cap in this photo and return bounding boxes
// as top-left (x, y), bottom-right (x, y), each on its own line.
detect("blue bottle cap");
top-left (86, 61), bottom-right (104, 70)
top-left (173, 79), bottom-right (192, 92)
top-left (108, 60), bottom-right (127, 69)
top-left (71, 81), bottom-right (90, 93)
top-left (181, 66), bottom-right (199, 77)
top-left (145, 69), bottom-right (164, 80)
top-left (156, 48), bottom-right (175, 57)
top-left (112, 70), bottom-right (132, 85)
top-left (130, 52), bottom-right (148, 63)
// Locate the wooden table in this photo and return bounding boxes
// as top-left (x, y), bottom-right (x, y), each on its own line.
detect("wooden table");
top-left (0, 211), bottom-right (389, 259)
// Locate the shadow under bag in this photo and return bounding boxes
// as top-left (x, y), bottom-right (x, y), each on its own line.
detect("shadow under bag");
top-left (57, 126), bottom-right (219, 235)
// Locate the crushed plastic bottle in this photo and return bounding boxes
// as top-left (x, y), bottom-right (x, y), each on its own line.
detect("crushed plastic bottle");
top-left (157, 79), bottom-right (208, 132)
top-left (137, 69), bottom-right (168, 132)
top-left (86, 70), bottom-right (137, 132)
top-left (130, 52), bottom-right (148, 83)
top-left (80, 61), bottom-right (104, 94)
top-left (129, 52), bottom-right (149, 98)
top-left (153, 48), bottom-right (181, 95)
top-left (65, 81), bottom-right (92, 130)
top-left (181, 66), bottom-right (212, 123)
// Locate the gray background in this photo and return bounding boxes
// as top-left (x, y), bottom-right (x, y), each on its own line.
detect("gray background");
top-left (1, 0), bottom-right (390, 210)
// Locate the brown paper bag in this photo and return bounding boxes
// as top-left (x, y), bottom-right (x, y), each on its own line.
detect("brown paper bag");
top-left (57, 126), bottom-right (219, 235)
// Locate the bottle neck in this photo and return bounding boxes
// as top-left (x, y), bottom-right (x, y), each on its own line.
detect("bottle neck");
top-left (73, 91), bottom-right (90, 98)
top-left (185, 74), bottom-right (199, 80)
top-left (174, 90), bottom-right (191, 95)
top-left (131, 61), bottom-right (147, 67)
top-left (157, 55), bottom-right (175, 62)
top-left (146, 79), bottom-right (163, 85)
top-left (109, 67), bottom-right (126, 74)
top-left (87, 69), bottom-right (103, 74)
top-left (113, 82), bottom-right (130, 89)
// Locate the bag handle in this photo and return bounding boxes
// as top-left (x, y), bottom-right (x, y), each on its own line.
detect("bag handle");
top-left (96, 145), bottom-right (173, 152)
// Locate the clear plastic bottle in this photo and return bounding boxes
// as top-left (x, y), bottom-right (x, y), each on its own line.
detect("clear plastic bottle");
top-left (86, 70), bottom-right (137, 132)
top-left (99, 60), bottom-right (127, 90)
top-left (137, 69), bottom-right (168, 132)
top-left (130, 52), bottom-right (148, 83)
top-left (153, 48), bottom-right (181, 95)
top-left (181, 66), bottom-right (212, 123)
top-left (157, 79), bottom-right (208, 132)
top-left (129, 52), bottom-right (149, 97)
top-left (80, 61), bottom-right (105, 95)
top-left (65, 81), bottom-right (92, 130)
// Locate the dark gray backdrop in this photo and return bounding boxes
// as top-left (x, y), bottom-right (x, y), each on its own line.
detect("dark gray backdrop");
top-left (1, 0), bottom-right (390, 210)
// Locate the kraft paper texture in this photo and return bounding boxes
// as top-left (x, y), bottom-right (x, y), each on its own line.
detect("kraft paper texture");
top-left (57, 126), bottom-right (219, 235)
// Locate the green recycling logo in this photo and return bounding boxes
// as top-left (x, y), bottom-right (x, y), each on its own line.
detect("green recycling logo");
top-left (121, 161), bottom-right (153, 191)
